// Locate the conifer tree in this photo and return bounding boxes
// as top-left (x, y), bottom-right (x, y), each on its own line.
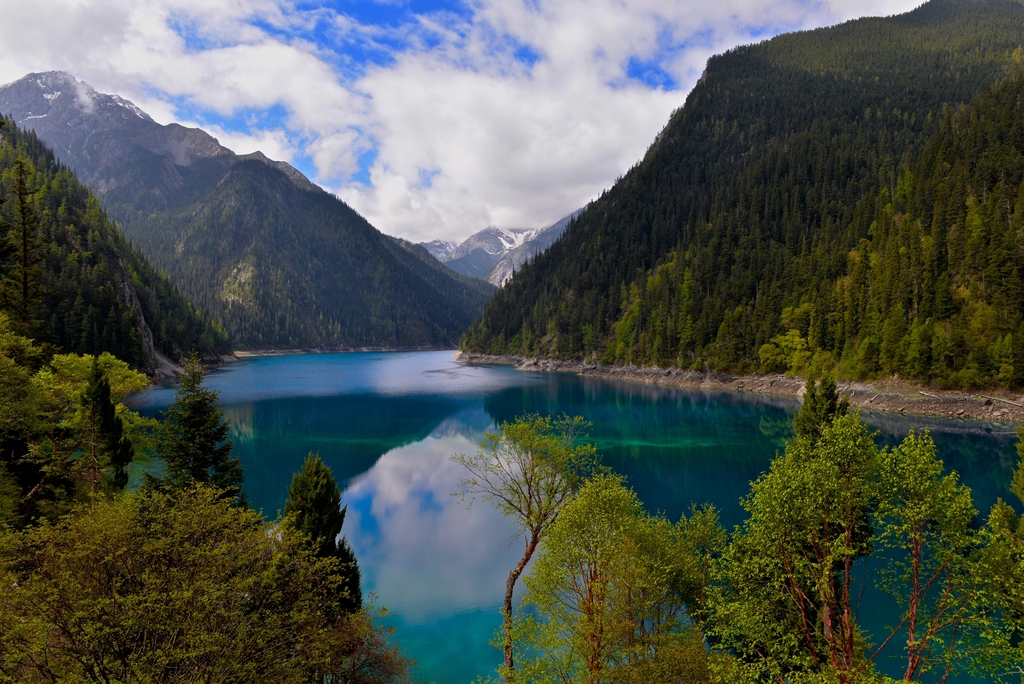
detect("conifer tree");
top-left (154, 353), bottom-right (243, 504)
top-left (0, 158), bottom-right (46, 337)
top-left (793, 376), bottom-right (849, 444)
top-left (282, 453), bottom-right (362, 614)
top-left (81, 356), bottom-right (134, 501)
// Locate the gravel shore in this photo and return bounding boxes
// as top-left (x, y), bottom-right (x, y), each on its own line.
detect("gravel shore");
top-left (456, 352), bottom-right (1024, 423)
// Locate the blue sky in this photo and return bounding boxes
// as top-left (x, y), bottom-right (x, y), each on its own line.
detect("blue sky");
top-left (0, 0), bottom-right (922, 242)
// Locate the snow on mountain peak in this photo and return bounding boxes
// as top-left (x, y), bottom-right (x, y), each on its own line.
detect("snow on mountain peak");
top-left (110, 94), bottom-right (148, 120)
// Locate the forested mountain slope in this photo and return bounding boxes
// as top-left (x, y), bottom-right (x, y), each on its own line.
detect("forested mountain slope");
top-left (0, 72), bottom-right (493, 349)
top-left (0, 119), bottom-right (229, 370)
top-left (463, 0), bottom-right (1024, 389)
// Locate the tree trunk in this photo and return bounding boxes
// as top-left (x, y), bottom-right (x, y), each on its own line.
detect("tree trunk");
top-left (504, 530), bottom-right (540, 680)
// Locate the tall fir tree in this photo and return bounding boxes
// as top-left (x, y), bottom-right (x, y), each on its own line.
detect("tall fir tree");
top-left (153, 353), bottom-right (244, 505)
top-left (0, 157), bottom-right (46, 338)
top-left (282, 453), bottom-right (362, 614)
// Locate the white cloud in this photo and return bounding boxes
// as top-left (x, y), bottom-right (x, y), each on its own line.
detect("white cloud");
top-left (0, 0), bottom-right (924, 243)
top-left (344, 433), bottom-right (524, 621)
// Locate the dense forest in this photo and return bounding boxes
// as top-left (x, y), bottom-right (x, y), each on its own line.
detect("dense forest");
top-left (0, 118), bottom-right (229, 369)
top-left (463, 0), bottom-right (1024, 389)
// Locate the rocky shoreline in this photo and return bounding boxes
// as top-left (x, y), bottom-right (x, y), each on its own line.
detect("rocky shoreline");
top-left (456, 352), bottom-right (1024, 423)
top-left (233, 345), bottom-right (455, 358)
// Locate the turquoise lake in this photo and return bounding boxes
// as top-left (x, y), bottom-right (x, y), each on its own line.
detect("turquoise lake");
top-left (129, 350), bottom-right (1022, 683)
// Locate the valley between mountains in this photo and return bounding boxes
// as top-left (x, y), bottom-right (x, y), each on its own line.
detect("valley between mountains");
top-left (3, 0), bottom-right (1024, 403)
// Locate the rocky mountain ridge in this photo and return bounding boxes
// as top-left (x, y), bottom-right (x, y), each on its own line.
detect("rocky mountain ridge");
top-left (0, 71), bottom-right (311, 195)
top-left (420, 210), bottom-right (581, 286)
top-left (0, 71), bottom-right (493, 350)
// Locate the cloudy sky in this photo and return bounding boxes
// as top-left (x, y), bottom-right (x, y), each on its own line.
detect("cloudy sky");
top-left (0, 0), bottom-right (921, 243)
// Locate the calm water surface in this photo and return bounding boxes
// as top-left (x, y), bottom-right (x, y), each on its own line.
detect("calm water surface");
top-left (129, 351), bottom-right (1022, 683)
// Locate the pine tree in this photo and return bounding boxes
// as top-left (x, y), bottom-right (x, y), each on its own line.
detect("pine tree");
top-left (282, 453), bottom-right (361, 614)
top-left (154, 353), bottom-right (243, 504)
top-left (0, 158), bottom-right (46, 337)
top-left (81, 356), bottom-right (134, 501)
top-left (793, 376), bottom-right (850, 444)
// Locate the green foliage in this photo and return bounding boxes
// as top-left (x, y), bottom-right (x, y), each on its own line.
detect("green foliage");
top-left (793, 376), bottom-right (850, 443)
top-left (153, 353), bottom-right (243, 504)
top-left (710, 415), bottom-right (998, 683)
top-left (980, 428), bottom-right (1024, 679)
top-left (512, 474), bottom-right (713, 684)
top-left (283, 453), bottom-right (362, 614)
top-left (874, 430), bottom-right (988, 681)
top-left (0, 119), bottom-right (229, 367)
top-left (452, 413), bottom-right (598, 676)
top-left (80, 355), bottom-right (135, 499)
top-left (0, 486), bottom-right (412, 684)
top-left (712, 414), bottom-right (880, 682)
top-left (0, 311), bottom-right (155, 524)
top-left (463, 1), bottom-right (1024, 390)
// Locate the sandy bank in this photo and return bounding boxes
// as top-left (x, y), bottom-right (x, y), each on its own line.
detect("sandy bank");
top-left (456, 353), bottom-right (1024, 423)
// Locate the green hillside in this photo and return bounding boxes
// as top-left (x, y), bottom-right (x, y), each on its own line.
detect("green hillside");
top-left (103, 157), bottom-right (492, 350)
top-left (463, 0), bottom-right (1024, 389)
top-left (0, 120), bottom-right (229, 369)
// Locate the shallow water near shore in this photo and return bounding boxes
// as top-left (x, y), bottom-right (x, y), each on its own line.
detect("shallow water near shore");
top-left (129, 350), bottom-right (1021, 683)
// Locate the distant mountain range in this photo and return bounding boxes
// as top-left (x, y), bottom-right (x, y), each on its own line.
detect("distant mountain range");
top-left (0, 71), bottom-right (492, 350)
top-left (421, 210), bottom-right (581, 286)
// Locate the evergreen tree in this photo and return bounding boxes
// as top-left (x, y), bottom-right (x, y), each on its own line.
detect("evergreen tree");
top-left (0, 158), bottom-right (46, 338)
top-left (793, 376), bottom-right (849, 444)
top-left (282, 453), bottom-right (362, 614)
top-left (154, 354), bottom-right (243, 504)
top-left (81, 356), bottom-right (134, 501)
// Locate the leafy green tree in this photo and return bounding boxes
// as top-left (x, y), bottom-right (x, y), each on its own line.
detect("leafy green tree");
top-left (512, 474), bottom-right (712, 684)
top-left (0, 312), bottom-right (42, 525)
top-left (17, 348), bottom-right (151, 522)
top-left (154, 353), bottom-right (244, 504)
top-left (982, 428), bottom-right (1024, 681)
top-left (793, 376), bottom-right (849, 443)
top-left (0, 486), bottom-right (411, 684)
top-left (875, 430), bottom-right (988, 681)
top-left (712, 414), bottom-right (880, 683)
top-left (452, 414), bottom-right (596, 679)
top-left (713, 415), bottom-right (999, 683)
top-left (80, 356), bottom-right (134, 502)
top-left (283, 453), bottom-right (361, 614)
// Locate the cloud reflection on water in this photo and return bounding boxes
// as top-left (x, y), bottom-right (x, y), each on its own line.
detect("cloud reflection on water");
top-left (343, 431), bottom-right (524, 624)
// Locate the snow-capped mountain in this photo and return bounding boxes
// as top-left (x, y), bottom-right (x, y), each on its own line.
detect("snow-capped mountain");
top-left (421, 211), bottom-right (581, 286)
top-left (421, 240), bottom-right (458, 261)
top-left (0, 71), bottom-right (314, 192)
